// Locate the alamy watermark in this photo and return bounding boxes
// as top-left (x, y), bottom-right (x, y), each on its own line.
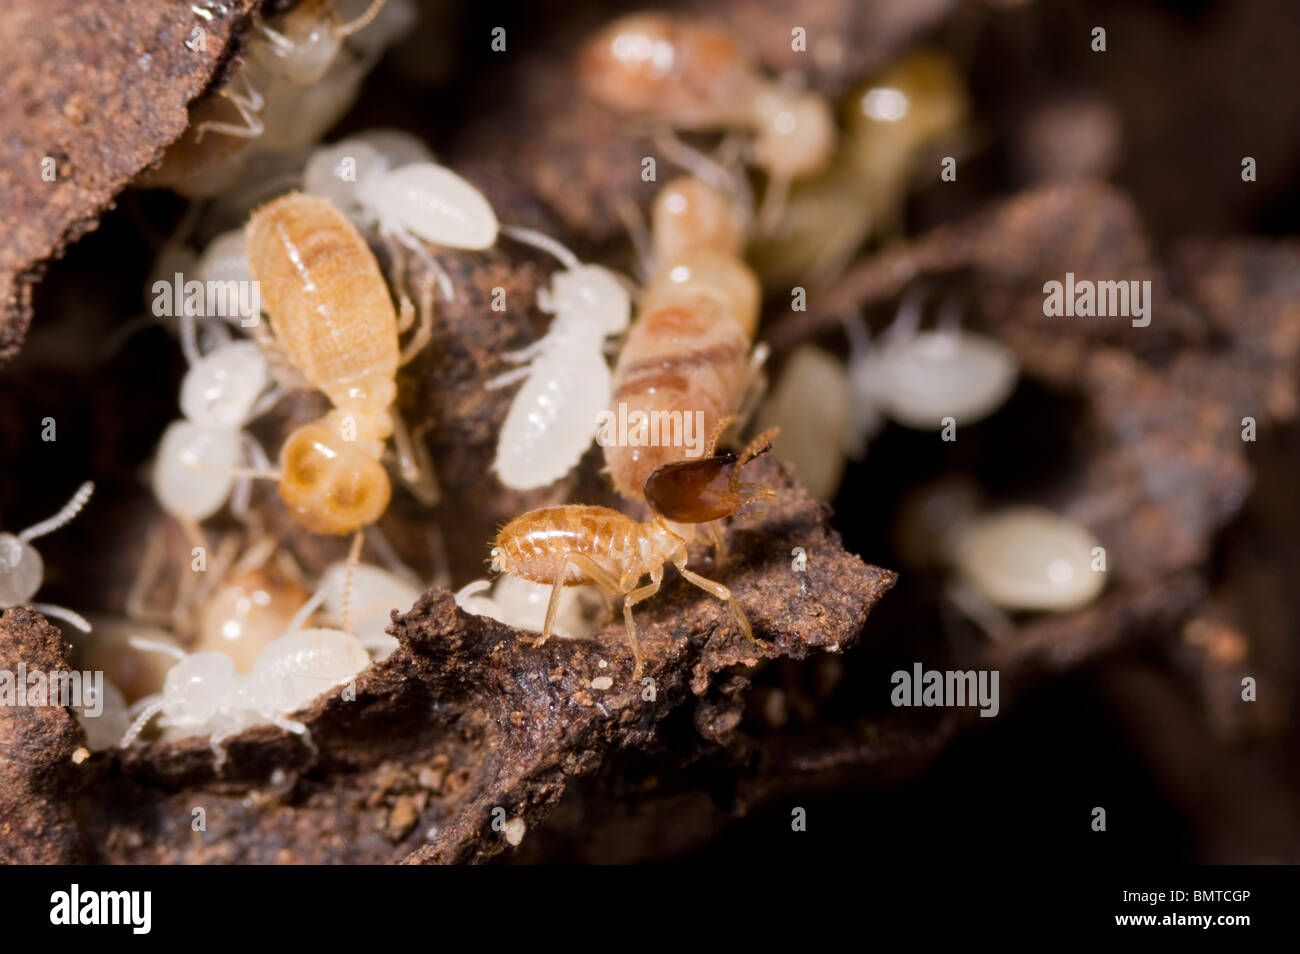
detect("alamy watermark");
top-left (152, 273), bottom-right (260, 326)
top-left (595, 403), bottom-right (706, 458)
top-left (891, 663), bottom-right (999, 718)
top-left (1042, 272), bottom-right (1151, 327)
top-left (0, 665), bottom-right (103, 716)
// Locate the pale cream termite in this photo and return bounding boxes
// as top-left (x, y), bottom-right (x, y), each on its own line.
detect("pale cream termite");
top-left (137, 0), bottom-right (410, 197)
top-left (749, 49), bottom-right (970, 289)
top-left (243, 192), bottom-right (434, 537)
top-left (492, 429), bottom-right (777, 679)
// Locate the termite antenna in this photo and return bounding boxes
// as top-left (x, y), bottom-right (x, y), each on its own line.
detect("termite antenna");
top-left (500, 225), bottom-right (582, 272)
top-left (127, 636), bottom-right (188, 661)
top-left (120, 696), bottom-right (169, 749)
top-left (31, 603), bottom-right (92, 633)
top-left (705, 415), bottom-right (740, 457)
top-left (334, 0), bottom-right (389, 37)
top-left (18, 482), bottom-right (94, 543)
top-left (341, 530), bottom-right (364, 636)
top-left (736, 427), bottom-right (778, 469)
top-left (286, 586), bottom-right (329, 635)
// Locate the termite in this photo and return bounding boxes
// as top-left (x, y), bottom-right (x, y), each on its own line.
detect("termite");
top-left (579, 12), bottom-right (834, 229)
top-left (490, 427), bottom-right (777, 679)
top-left (749, 49), bottom-right (969, 288)
top-left (487, 228), bottom-right (631, 491)
top-left (605, 176), bottom-right (766, 501)
top-left (0, 482), bottom-right (95, 632)
top-left (137, 0), bottom-right (411, 197)
top-left (242, 191), bottom-right (436, 541)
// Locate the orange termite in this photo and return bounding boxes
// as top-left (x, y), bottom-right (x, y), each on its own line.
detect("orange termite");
top-left (605, 176), bottom-right (764, 501)
top-left (243, 192), bottom-right (434, 542)
top-left (491, 426), bottom-right (777, 679)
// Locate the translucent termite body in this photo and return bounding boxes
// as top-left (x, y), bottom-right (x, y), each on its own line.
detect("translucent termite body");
top-left (317, 561), bottom-right (421, 659)
top-left (193, 563), bottom-right (311, 672)
top-left (757, 345), bottom-right (853, 500)
top-left (953, 507), bottom-right (1106, 614)
top-left (894, 481), bottom-right (1107, 640)
top-left (491, 430), bottom-right (775, 678)
top-left (454, 576), bottom-right (596, 642)
top-left (152, 338), bottom-right (272, 540)
top-left (245, 192), bottom-right (425, 536)
top-left (844, 295), bottom-right (1018, 440)
top-left (121, 627), bottom-right (371, 767)
top-left (606, 177), bottom-right (763, 500)
top-left (579, 13), bottom-right (835, 195)
top-left (137, 0), bottom-right (410, 197)
top-left (488, 230), bottom-right (631, 490)
top-left (0, 482), bottom-right (95, 632)
top-left (72, 679), bottom-right (131, 752)
top-left (302, 134), bottom-right (498, 282)
top-left (749, 50), bottom-right (970, 288)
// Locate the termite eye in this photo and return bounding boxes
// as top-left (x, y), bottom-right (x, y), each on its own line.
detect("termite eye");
top-left (644, 454), bottom-right (737, 523)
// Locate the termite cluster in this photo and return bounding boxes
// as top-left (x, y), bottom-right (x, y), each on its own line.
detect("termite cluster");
top-left (2, 4), bottom-right (1110, 770)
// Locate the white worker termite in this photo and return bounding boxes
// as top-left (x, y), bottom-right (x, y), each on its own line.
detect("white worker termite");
top-left (0, 482), bottom-right (96, 632)
top-left (454, 577), bottom-right (599, 642)
top-left (896, 480), bottom-right (1107, 641)
top-left (301, 133), bottom-right (498, 299)
top-left (151, 316), bottom-right (277, 548)
top-left (120, 626), bottom-right (371, 768)
top-left (844, 294), bottom-right (1018, 437)
top-left (485, 228), bottom-right (632, 490)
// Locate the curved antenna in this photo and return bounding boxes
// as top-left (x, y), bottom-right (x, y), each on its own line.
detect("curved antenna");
top-left (334, 0), bottom-right (389, 38)
top-left (18, 482), bottom-right (94, 543)
top-left (285, 586), bottom-right (329, 635)
top-left (127, 636), bottom-right (187, 661)
top-left (500, 225), bottom-right (582, 272)
top-left (31, 603), bottom-right (91, 633)
top-left (120, 697), bottom-right (169, 749)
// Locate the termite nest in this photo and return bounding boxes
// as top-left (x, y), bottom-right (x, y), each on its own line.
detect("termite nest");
top-left (2, 0), bottom-right (1299, 864)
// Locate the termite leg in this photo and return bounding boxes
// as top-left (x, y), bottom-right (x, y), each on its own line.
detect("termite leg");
top-left (194, 73), bottom-right (266, 142)
top-left (617, 565), bottom-right (662, 682)
top-left (389, 408), bottom-right (439, 506)
top-left (731, 342), bottom-right (771, 433)
top-left (125, 525), bottom-right (172, 627)
top-left (676, 562), bottom-right (754, 643)
top-left (397, 273), bottom-right (435, 367)
top-left (612, 195), bottom-right (654, 284)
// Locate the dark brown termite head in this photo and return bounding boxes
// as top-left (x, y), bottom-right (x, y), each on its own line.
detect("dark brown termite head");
top-left (644, 428), bottom-right (779, 524)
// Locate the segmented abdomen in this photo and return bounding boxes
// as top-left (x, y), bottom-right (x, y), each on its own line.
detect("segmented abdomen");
top-left (245, 193), bottom-right (399, 423)
top-left (606, 300), bottom-right (749, 499)
top-left (494, 505), bottom-right (647, 585)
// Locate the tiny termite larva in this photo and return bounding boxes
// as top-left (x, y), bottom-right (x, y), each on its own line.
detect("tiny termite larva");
top-left (243, 192), bottom-right (434, 537)
top-left (491, 426), bottom-right (777, 679)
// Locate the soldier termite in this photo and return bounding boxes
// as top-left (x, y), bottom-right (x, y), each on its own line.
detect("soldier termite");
top-left (749, 49), bottom-right (970, 289)
top-left (579, 12), bottom-right (835, 231)
top-left (605, 177), bottom-right (767, 502)
top-left (243, 191), bottom-right (437, 533)
top-left (0, 482), bottom-right (96, 632)
top-left (490, 427), bottom-right (777, 679)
